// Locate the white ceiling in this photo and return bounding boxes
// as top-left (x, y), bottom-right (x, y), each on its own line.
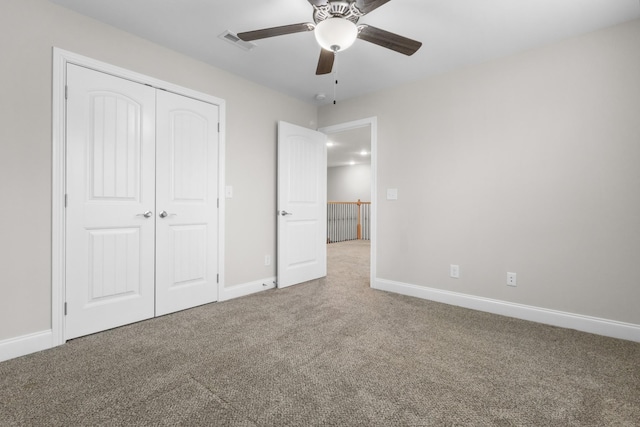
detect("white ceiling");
top-left (326, 126), bottom-right (372, 168)
top-left (50, 0), bottom-right (640, 107)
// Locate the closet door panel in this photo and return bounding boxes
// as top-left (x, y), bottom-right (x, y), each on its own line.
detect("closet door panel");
top-left (65, 64), bottom-right (156, 339)
top-left (155, 90), bottom-right (219, 315)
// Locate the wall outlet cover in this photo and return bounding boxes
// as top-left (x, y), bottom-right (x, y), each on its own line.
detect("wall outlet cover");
top-left (450, 264), bottom-right (460, 279)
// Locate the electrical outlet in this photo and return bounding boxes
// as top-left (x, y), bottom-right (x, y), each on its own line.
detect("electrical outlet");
top-left (264, 255), bottom-right (271, 266)
top-left (450, 264), bottom-right (460, 279)
top-left (507, 272), bottom-right (517, 287)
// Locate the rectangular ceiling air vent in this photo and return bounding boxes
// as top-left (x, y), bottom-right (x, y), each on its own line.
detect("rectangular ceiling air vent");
top-left (218, 30), bottom-right (257, 51)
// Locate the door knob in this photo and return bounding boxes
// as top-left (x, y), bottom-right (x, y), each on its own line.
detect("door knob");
top-left (280, 210), bottom-right (293, 216)
top-left (159, 211), bottom-right (177, 218)
top-left (136, 211), bottom-right (153, 218)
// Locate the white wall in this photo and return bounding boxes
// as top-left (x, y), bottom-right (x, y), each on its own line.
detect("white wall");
top-left (319, 19), bottom-right (640, 328)
top-left (0, 0), bottom-right (317, 342)
top-left (328, 165), bottom-right (371, 202)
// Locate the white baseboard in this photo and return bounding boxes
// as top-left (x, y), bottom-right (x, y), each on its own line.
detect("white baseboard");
top-left (373, 278), bottom-right (640, 343)
top-left (219, 276), bottom-right (276, 302)
top-left (1, 278), bottom-right (277, 362)
top-left (5, 278), bottom-right (633, 363)
top-left (0, 330), bottom-right (54, 362)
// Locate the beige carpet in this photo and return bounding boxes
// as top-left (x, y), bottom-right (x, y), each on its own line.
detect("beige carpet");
top-left (1, 240), bottom-right (639, 426)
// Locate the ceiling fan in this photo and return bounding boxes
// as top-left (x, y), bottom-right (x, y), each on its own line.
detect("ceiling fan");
top-left (237, 0), bottom-right (422, 75)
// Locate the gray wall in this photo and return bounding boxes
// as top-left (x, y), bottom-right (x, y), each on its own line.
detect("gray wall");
top-left (0, 0), bottom-right (317, 341)
top-left (328, 165), bottom-right (371, 202)
top-left (319, 19), bottom-right (640, 325)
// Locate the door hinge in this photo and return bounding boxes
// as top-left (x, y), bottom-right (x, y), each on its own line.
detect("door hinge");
top-left (217, 198), bottom-right (219, 208)
top-left (217, 122), bottom-right (220, 133)
top-left (216, 274), bottom-right (219, 283)
top-left (64, 302), bottom-right (67, 316)
top-left (64, 194), bottom-right (68, 208)
top-left (65, 85), bottom-right (68, 100)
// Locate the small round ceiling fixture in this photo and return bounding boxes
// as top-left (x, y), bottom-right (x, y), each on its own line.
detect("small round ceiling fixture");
top-left (314, 18), bottom-right (358, 52)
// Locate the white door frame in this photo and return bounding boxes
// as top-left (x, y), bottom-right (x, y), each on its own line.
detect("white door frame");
top-left (51, 48), bottom-right (226, 346)
top-left (318, 117), bottom-right (377, 288)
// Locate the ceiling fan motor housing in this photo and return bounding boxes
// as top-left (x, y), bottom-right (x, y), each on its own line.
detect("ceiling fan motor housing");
top-left (313, 1), bottom-right (363, 24)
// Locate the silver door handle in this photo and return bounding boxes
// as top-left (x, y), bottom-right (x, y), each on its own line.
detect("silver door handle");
top-left (159, 211), bottom-right (177, 218)
top-left (280, 210), bottom-right (293, 216)
top-left (136, 211), bottom-right (153, 218)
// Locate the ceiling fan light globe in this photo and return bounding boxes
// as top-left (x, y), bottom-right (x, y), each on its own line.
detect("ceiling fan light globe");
top-left (314, 18), bottom-right (358, 52)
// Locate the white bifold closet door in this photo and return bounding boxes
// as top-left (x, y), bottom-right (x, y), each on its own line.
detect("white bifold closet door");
top-left (65, 64), bottom-right (218, 340)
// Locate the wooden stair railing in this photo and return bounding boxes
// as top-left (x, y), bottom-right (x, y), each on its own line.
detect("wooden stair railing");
top-left (327, 199), bottom-right (371, 243)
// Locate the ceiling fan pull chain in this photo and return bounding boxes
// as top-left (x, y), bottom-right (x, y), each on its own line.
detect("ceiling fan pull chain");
top-left (333, 52), bottom-right (338, 105)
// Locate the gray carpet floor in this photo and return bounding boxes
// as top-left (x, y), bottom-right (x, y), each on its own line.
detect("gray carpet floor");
top-left (1, 240), bottom-right (639, 426)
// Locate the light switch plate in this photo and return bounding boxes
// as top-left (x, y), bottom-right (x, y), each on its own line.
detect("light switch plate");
top-left (225, 185), bottom-right (233, 198)
top-left (387, 188), bottom-right (398, 200)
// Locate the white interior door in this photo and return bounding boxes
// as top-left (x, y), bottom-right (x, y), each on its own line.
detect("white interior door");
top-left (65, 64), bottom-right (156, 339)
top-left (277, 121), bottom-right (327, 288)
top-left (155, 90), bottom-right (219, 315)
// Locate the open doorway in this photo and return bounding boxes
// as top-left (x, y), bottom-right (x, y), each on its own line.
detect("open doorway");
top-left (319, 118), bottom-right (377, 288)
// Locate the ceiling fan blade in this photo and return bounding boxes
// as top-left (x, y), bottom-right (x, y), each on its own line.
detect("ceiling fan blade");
top-left (307, 0), bottom-right (329, 6)
top-left (237, 23), bottom-right (314, 42)
top-left (316, 49), bottom-right (335, 75)
top-left (356, 0), bottom-right (392, 15)
top-left (357, 25), bottom-right (422, 56)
